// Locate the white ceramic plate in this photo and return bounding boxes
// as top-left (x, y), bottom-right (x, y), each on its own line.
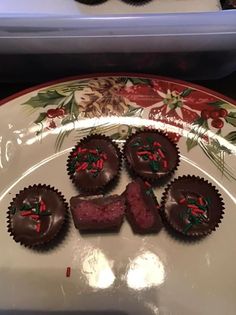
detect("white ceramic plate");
top-left (0, 74), bottom-right (236, 315)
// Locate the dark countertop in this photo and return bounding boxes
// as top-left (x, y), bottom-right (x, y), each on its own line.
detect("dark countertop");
top-left (1, 72), bottom-right (235, 102)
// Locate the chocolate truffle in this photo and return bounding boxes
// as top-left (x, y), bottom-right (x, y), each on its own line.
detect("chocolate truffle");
top-left (70, 194), bottom-right (126, 231)
top-left (124, 130), bottom-right (180, 184)
top-left (67, 134), bottom-right (122, 194)
top-left (124, 179), bottom-right (162, 234)
top-left (7, 185), bottom-right (68, 247)
top-left (161, 175), bottom-right (224, 237)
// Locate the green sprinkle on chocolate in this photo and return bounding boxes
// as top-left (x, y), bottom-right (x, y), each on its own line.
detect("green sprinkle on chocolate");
top-left (20, 204), bottom-right (32, 211)
top-left (133, 136), bottom-right (168, 173)
top-left (69, 146), bottom-right (107, 176)
top-left (147, 136), bottom-right (154, 144)
top-left (150, 160), bottom-right (159, 172)
top-left (180, 195), bottom-right (209, 234)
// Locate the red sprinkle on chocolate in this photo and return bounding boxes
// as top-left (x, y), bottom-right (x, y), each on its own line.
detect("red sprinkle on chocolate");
top-left (99, 159), bottom-right (104, 169)
top-left (76, 164), bottom-right (83, 172)
top-left (101, 153), bottom-right (108, 160)
top-left (40, 200), bottom-right (46, 212)
top-left (191, 209), bottom-right (205, 215)
top-left (198, 197), bottom-right (204, 206)
top-left (31, 215), bottom-right (40, 221)
top-left (70, 143), bottom-right (109, 177)
top-left (35, 223), bottom-right (41, 233)
top-left (20, 211), bottom-right (32, 217)
top-left (187, 204), bottom-right (199, 209)
top-left (163, 160), bottom-right (168, 169)
top-left (157, 149), bottom-right (165, 159)
top-left (96, 160), bottom-right (100, 168)
top-left (178, 198), bottom-right (186, 204)
top-left (81, 162), bottom-right (88, 170)
top-left (66, 267), bottom-right (71, 278)
top-left (137, 151), bottom-right (151, 156)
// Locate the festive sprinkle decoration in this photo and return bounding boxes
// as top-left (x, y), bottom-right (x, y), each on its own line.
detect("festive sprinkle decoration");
top-left (66, 267), bottom-right (71, 278)
top-left (179, 195), bottom-right (210, 233)
top-left (69, 147), bottom-right (107, 177)
top-left (18, 199), bottom-right (51, 233)
top-left (132, 137), bottom-right (168, 173)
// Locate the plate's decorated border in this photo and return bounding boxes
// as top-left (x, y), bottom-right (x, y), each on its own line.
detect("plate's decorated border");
top-left (1, 73), bottom-right (236, 181)
top-left (1, 73), bottom-right (236, 107)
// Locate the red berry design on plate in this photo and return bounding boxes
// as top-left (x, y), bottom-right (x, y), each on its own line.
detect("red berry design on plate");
top-left (201, 109), bottom-right (210, 120)
top-left (47, 109), bottom-right (58, 119)
top-left (210, 110), bottom-right (220, 119)
top-left (56, 108), bottom-right (65, 117)
top-left (219, 108), bottom-right (228, 118)
top-left (211, 118), bottom-right (224, 129)
top-left (49, 120), bottom-right (57, 129)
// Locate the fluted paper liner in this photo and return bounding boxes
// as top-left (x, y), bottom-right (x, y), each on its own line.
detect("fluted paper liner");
top-left (123, 129), bottom-right (180, 186)
top-left (67, 134), bottom-right (122, 194)
top-left (7, 184), bottom-right (69, 250)
top-left (160, 175), bottom-right (225, 238)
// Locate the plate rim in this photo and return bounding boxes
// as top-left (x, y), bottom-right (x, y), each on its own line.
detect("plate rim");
top-left (0, 72), bottom-right (235, 107)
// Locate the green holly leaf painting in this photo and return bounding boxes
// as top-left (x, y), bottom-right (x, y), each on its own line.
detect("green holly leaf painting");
top-left (192, 117), bottom-right (209, 129)
top-left (210, 138), bottom-right (232, 155)
top-left (181, 88), bottom-right (192, 97)
top-left (225, 131), bottom-right (236, 144)
top-left (186, 137), bottom-right (198, 151)
top-left (125, 106), bottom-right (143, 117)
top-left (110, 132), bottom-right (122, 140)
top-left (128, 78), bottom-right (151, 85)
top-left (225, 112), bottom-right (236, 127)
top-left (61, 116), bottom-right (76, 125)
top-left (23, 90), bottom-right (65, 108)
top-left (208, 100), bottom-right (235, 110)
top-left (34, 112), bottom-right (47, 124)
top-left (193, 117), bottom-right (204, 126)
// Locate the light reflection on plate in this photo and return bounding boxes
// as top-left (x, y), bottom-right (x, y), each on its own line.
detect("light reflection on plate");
top-left (126, 251), bottom-right (165, 290)
top-left (81, 247), bottom-right (115, 289)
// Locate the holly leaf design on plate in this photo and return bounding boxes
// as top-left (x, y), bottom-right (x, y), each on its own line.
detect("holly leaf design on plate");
top-left (181, 88), bottom-right (193, 97)
top-left (23, 90), bottom-right (65, 108)
top-left (186, 116), bottom-right (209, 152)
top-left (225, 112), bottom-right (236, 127)
top-left (125, 105), bottom-right (143, 117)
top-left (193, 117), bottom-right (205, 127)
top-left (34, 112), bottom-right (47, 124)
top-left (225, 131), bottom-right (236, 144)
top-left (199, 141), bottom-right (236, 180)
top-left (210, 138), bottom-right (232, 155)
top-left (61, 116), bottom-right (76, 125)
top-left (128, 78), bottom-right (151, 85)
top-left (186, 137), bottom-right (198, 151)
top-left (208, 100), bottom-right (235, 110)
